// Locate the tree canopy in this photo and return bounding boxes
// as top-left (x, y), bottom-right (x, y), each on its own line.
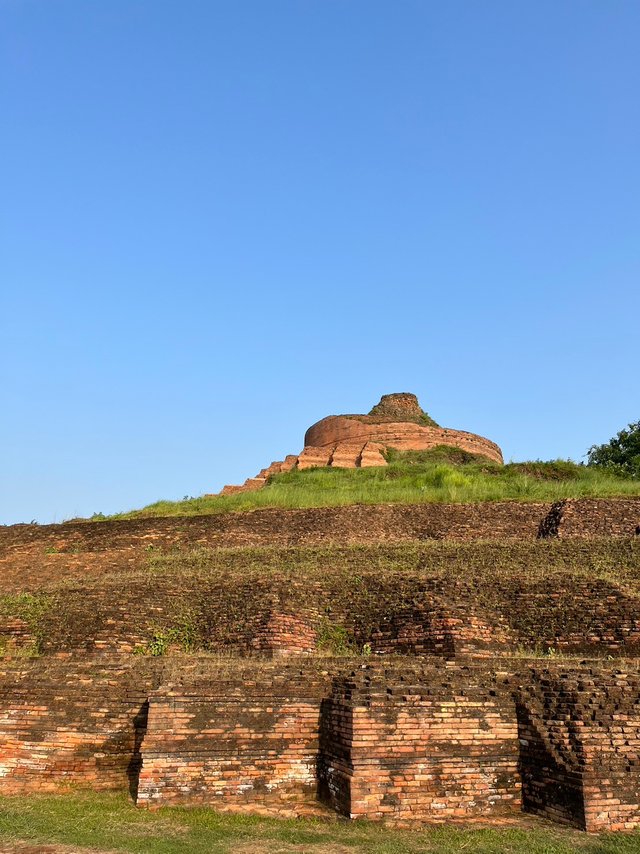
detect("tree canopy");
top-left (587, 421), bottom-right (640, 478)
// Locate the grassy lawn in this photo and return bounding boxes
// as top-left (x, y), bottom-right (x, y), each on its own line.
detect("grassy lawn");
top-left (103, 453), bottom-right (640, 520)
top-left (1, 792), bottom-right (640, 853)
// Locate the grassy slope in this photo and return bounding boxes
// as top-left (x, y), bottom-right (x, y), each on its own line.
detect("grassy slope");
top-left (106, 451), bottom-right (640, 520)
top-left (0, 791), bottom-right (639, 853)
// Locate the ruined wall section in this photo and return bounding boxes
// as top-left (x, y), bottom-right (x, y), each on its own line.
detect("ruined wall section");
top-left (515, 665), bottom-right (640, 831)
top-left (3, 576), bottom-right (324, 657)
top-left (2, 656), bottom-right (640, 831)
top-left (4, 499), bottom-right (640, 597)
top-left (539, 498), bottom-right (640, 539)
top-left (2, 539), bottom-right (640, 658)
top-left (319, 663), bottom-right (521, 821)
top-left (0, 659), bottom-right (155, 795)
top-left (0, 502), bottom-right (553, 579)
top-left (137, 663), bottom-right (334, 810)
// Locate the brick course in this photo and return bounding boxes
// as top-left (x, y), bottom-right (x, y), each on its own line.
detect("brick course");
top-left (3, 499), bottom-right (639, 590)
top-left (539, 499), bottom-right (640, 539)
top-left (515, 665), bottom-right (640, 831)
top-left (0, 659), bottom-right (155, 795)
top-left (5, 559), bottom-right (640, 658)
top-left (318, 663), bottom-right (521, 821)
top-left (137, 663), bottom-right (334, 809)
top-left (1, 656), bottom-right (640, 831)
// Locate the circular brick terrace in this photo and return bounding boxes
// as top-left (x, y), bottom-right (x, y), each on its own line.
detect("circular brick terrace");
top-left (304, 415), bottom-right (504, 465)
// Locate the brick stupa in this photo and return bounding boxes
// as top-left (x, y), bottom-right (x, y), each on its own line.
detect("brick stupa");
top-left (219, 392), bottom-right (503, 495)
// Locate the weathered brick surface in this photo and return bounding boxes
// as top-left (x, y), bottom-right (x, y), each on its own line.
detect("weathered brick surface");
top-left (0, 659), bottom-right (155, 794)
top-left (137, 662), bottom-right (334, 808)
top-left (515, 664), bottom-right (640, 831)
top-left (539, 499), bottom-right (640, 540)
top-left (2, 655), bottom-right (640, 832)
top-left (4, 499), bottom-right (638, 593)
top-left (304, 416), bottom-right (504, 465)
top-left (359, 442), bottom-right (387, 468)
top-left (497, 576), bottom-right (640, 654)
top-left (4, 549), bottom-right (640, 657)
top-left (250, 611), bottom-right (319, 656)
top-left (318, 662), bottom-right (520, 821)
top-left (368, 604), bottom-right (513, 659)
top-left (0, 503), bottom-right (552, 572)
top-left (328, 442), bottom-right (367, 469)
top-left (12, 578), bottom-right (324, 656)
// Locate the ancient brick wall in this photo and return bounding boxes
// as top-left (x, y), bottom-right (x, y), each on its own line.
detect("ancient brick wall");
top-left (0, 502), bottom-right (554, 574)
top-left (0, 659), bottom-right (155, 795)
top-left (2, 654), bottom-right (640, 832)
top-left (4, 548), bottom-right (640, 658)
top-left (539, 498), bottom-right (640, 539)
top-left (4, 499), bottom-right (639, 588)
top-left (367, 603), bottom-right (512, 659)
top-left (319, 663), bottom-right (521, 821)
top-left (362, 575), bottom-right (640, 658)
top-left (12, 577), bottom-right (324, 657)
top-left (137, 663), bottom-right (334, 809)
top-left (515, 664), bottom-right (640, 831)
top-left (497, 576), bottom-right (640, 654)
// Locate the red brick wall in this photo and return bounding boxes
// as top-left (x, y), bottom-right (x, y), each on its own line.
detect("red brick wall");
top-left (516, 664), bottom-right (640, 831)
top-left (3, 499), bottom-right (639, 593)
top-left (539, 499), bottom-right (640, 539)
top-left (0, 502), bottom-right (552, 569)
top-left (303, 415), bottom-right (504, 464)
top-left (137, 663), bottom-right (334, 809)
top-left (319, 663), bottom-right (521, 821)
top-left (2, 656), bottom-right (640, 832)
top-left (5, 561), bottom-right (640, 659)
top-left (0, 659), bottom-right (153, 795)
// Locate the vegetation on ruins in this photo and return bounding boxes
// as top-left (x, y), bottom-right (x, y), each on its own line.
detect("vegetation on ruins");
top-left (104, 449), bottom-right (640, 520)
top-left (315, 616), bottom-right (358, 655)
top-left (2, 539), bottom-right (639, 660)
top-left (588, 420), bottom-right (640, 479)
top-left (0, 593), bottom-right (51, 657)
top-left (137, 616), bottom-right (200, 656)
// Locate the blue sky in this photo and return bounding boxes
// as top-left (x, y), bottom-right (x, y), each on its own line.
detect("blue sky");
top-left (1, 0), bottom-right (639, 524)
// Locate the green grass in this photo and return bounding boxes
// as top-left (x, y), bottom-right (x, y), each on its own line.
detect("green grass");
top-left (0, 791), bottom-right (639, 853)
top-left (105, 452), bottom-right (640, 520)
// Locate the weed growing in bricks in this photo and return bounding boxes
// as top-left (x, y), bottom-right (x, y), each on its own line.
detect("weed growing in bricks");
top-left (316, 618), bottom-right (357, 655)
top-left (142, 616), bottom-right (200, 656)
top-left (0, 593), bottom-right (52, 656)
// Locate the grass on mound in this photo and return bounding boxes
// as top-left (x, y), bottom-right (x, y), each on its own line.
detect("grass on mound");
top-left (0, 790), bottom-right (639, 853)
top-left (106, 449), bottom-right (640, 520)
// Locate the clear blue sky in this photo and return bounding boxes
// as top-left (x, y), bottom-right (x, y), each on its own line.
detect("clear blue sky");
top-left (1, 1), bottom-right (639, 525)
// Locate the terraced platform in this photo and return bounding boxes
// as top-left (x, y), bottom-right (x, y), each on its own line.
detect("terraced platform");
top-left (0, 498), bottom-right (640, 831)
top-left (2, 497), bottom-right (639, 592)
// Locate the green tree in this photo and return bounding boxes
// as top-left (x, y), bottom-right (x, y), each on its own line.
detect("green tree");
top-left (587, 420), bottom-right (640, 478)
